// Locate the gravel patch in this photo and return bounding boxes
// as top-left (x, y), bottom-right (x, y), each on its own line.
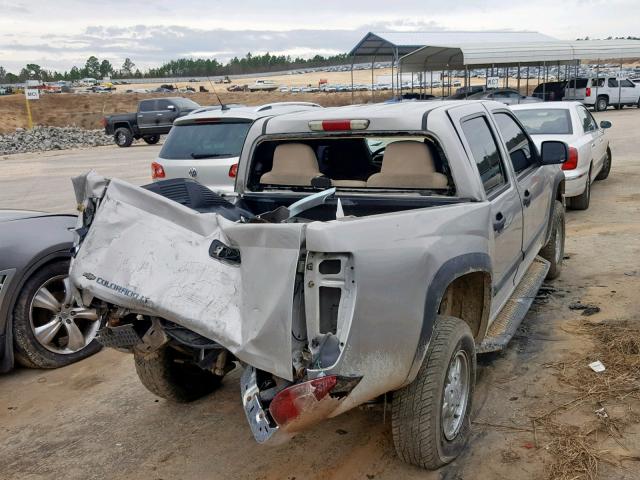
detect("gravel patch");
top-left (0, 126), bottom-right (113, 155)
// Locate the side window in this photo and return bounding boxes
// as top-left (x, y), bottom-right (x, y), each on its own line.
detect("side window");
top-left (591, 78), bottom-right (605, 87)
top-left (621, 79), bottom-right (635, 88)
top-left (608, 78), bottom-right (619, 88)
top-left (156, 99), bottom-right (173, 111)
top-left (576, 106), bottom-right (597, 133)
top-left (461, 116), bottom-right (507, 193)
top-left (139, 100), bottom-right (156, 112)
top-left (494, 113), bottom-right (535, 174)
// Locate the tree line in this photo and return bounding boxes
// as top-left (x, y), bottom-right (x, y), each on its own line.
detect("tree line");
top-left (0, 52), bottom-right (350, 84)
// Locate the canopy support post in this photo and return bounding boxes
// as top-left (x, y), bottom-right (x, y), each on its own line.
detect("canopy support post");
top-left (350, 54), bottom-right (355, 104)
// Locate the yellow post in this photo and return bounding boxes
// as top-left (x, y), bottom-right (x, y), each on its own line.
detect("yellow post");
top-left (24, 92), bottom-right (33, 129)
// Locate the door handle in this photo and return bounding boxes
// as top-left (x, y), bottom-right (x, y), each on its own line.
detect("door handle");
top-left (522, 190), bottom-right (531, 207)
top-left (137, 115), bottom-right (143, 118)
top-left (493, 212), bottom-right (506, 233)
top-left (156, 113), bottom-right (163, 116)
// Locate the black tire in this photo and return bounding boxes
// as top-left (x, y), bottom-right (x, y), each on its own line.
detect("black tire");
top-left (595, 147), bottom-right (612, 181)
top-left (567, 167), bottom-right (591, 211)
top-left (142, 135), bottom-right (160, 145)
top-left (12, 260), bottom-right (102, 369)
top-left (114, 127), bottom-right (133, 147)
top-left (392, 316), bottom-right (476, 470)
top-left (540, 200), bottom-right (565, 280)
top-left (133, 345), bottom-right (222, 402)
top-left (596, 96), bottom-right (608, 112)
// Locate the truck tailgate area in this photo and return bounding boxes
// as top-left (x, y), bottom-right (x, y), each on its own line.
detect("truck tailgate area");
top-left (70, 177), bottom-right (304, 380)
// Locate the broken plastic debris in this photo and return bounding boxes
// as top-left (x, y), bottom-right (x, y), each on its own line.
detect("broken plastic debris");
top-left (589, 361), bottom-right (606, 373)
top-left (595, 407), bottom-right (609, 419)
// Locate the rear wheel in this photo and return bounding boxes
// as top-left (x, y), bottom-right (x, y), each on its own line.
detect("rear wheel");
top-left (142, 135), bottom-right (160, 145)
top-left (133, 345), bottom-right (222, 402)
top-left (540, 200), bottom-right (565, 280)
top-left (392, 316), bottom-right (475, 469)
top-left (596, 96), bottom-right (608, 112)
top-left (595, 147), bottom-right (612, 181)
top-left (114, 128), bottom-right (133, 147)
top-left (567, 168), bottom-right (591, 211)
top-left (13, 261), bottom-right (101, 368)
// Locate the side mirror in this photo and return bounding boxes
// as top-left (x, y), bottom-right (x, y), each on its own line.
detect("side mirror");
top-left (600, 120), bottom-right (612, 129)
top-left (540, 140), bottom-right (568, 165)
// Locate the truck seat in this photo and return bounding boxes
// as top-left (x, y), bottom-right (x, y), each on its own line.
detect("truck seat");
top-left (366, 141), bottom-right (448, 189)
top-left (260, 143), bottom-right (322, 186)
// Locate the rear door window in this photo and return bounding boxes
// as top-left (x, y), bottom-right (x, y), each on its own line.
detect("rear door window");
top-left (494, 113), bottom-right (536, 174)
top-left (159, 121), bottom-right (252, 160)
top-left (608, 78), bottom-right (619, 88)
top-left (461, 116), bottom-right (507, 193)
top-left (139, 100), bottom-right (156, 112)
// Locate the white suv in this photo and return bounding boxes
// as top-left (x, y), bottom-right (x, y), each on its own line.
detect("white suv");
top-left (151, 102), bottom-right (321, 193)
top-left (564, 76), bottom-right (640, 111)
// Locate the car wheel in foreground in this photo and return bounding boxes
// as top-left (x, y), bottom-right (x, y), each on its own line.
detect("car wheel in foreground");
top-left (596, 96), bottom-right (608, 112)
top-left (595, 147), bottom-right (612, 181)
top-left (133, 345), bottom-right (222, 403)
top-left (114, 127), bottom-right (134, 147)
top-left (392, 315), bottom-right (475, 469)
top-left (13, 261), bottom-right (101, 368)
top-left (567, 168), bottom-right (591, 211)
top-left (143, 135), bottom-right (160, 145)
top-left (540, 200), bottom-right (565, 280)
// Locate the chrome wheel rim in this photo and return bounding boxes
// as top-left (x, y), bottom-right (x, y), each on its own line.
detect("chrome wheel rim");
top-left (117, 132), bottom-right (126, 145)
top-left (29, 275), bottom-right (100, 354)
top-left (442, 350), bottom-right (470, 441)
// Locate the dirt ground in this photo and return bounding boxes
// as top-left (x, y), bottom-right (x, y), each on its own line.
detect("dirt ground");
top-left (1, 108), bottom-right (639, 479)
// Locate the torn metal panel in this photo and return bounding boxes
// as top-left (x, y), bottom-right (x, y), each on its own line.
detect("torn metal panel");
top-left (69, 176), bottom-right (304, 380)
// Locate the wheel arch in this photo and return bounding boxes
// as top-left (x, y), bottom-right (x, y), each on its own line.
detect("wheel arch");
top-left (403, 252), bottom-right (492, 385)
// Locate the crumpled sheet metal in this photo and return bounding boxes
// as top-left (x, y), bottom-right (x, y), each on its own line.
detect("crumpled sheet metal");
top-left (69, 175), bottom-right (303, 380)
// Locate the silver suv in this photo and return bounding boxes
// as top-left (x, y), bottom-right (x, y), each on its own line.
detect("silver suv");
top-left (151, 103), bottom-right (322, 193)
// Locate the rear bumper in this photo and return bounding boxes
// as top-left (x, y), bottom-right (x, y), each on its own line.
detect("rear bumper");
top-left (241, 366), bottom-right (361, 444)
top-left (564, 170), bottom-right (589, 197)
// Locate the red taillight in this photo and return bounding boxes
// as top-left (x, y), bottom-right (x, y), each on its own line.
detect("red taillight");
top-left (151, 161), bottom-right (166, 179)
top-left (562, 147), bottom-right (578, 170)
top-left (228, 163), bottom-right (238, 178)
top-left (586, 87), bottom-right (591, 97)
top-left (269, 375), bottom-right (337, 426)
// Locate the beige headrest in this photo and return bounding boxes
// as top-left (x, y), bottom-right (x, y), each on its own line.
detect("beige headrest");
top-left (381, 141), bottom-right (437, 174)
top-left (366, 141), bottom-right (449, 189)
top-left (260, 143), bottom-right (321, 186)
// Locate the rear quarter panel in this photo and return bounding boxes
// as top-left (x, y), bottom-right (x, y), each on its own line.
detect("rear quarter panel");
top-left (304, 202), bottom-right (492, 414)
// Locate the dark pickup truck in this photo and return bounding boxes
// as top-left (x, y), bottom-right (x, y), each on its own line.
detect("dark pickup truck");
top-left (102, 97), bottom-right (201, 147)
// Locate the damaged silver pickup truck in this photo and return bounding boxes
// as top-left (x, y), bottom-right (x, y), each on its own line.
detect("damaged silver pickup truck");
top-left (69, 100), bottom-right (568, 469)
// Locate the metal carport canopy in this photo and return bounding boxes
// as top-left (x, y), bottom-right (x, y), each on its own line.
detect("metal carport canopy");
top-left (399, 40), bottom-right (640, 71)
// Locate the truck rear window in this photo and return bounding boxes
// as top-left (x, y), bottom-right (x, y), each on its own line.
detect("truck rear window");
top-left (159, 121), bottom-right (252, 160)
top-left (247, 135), bottom-right (453, 194)
top-left (512, 109), bottom-right (573, 135)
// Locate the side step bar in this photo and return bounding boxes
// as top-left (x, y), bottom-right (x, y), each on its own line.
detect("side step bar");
top-left (477, 256), bottom-right (550, 353)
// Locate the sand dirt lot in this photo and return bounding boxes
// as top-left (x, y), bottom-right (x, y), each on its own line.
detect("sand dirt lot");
top-left (0, 109), bottom-right (639, 480)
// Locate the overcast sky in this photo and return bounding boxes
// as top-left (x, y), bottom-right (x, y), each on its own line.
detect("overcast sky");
top-left (1, 0), bottom-right (638, 72)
